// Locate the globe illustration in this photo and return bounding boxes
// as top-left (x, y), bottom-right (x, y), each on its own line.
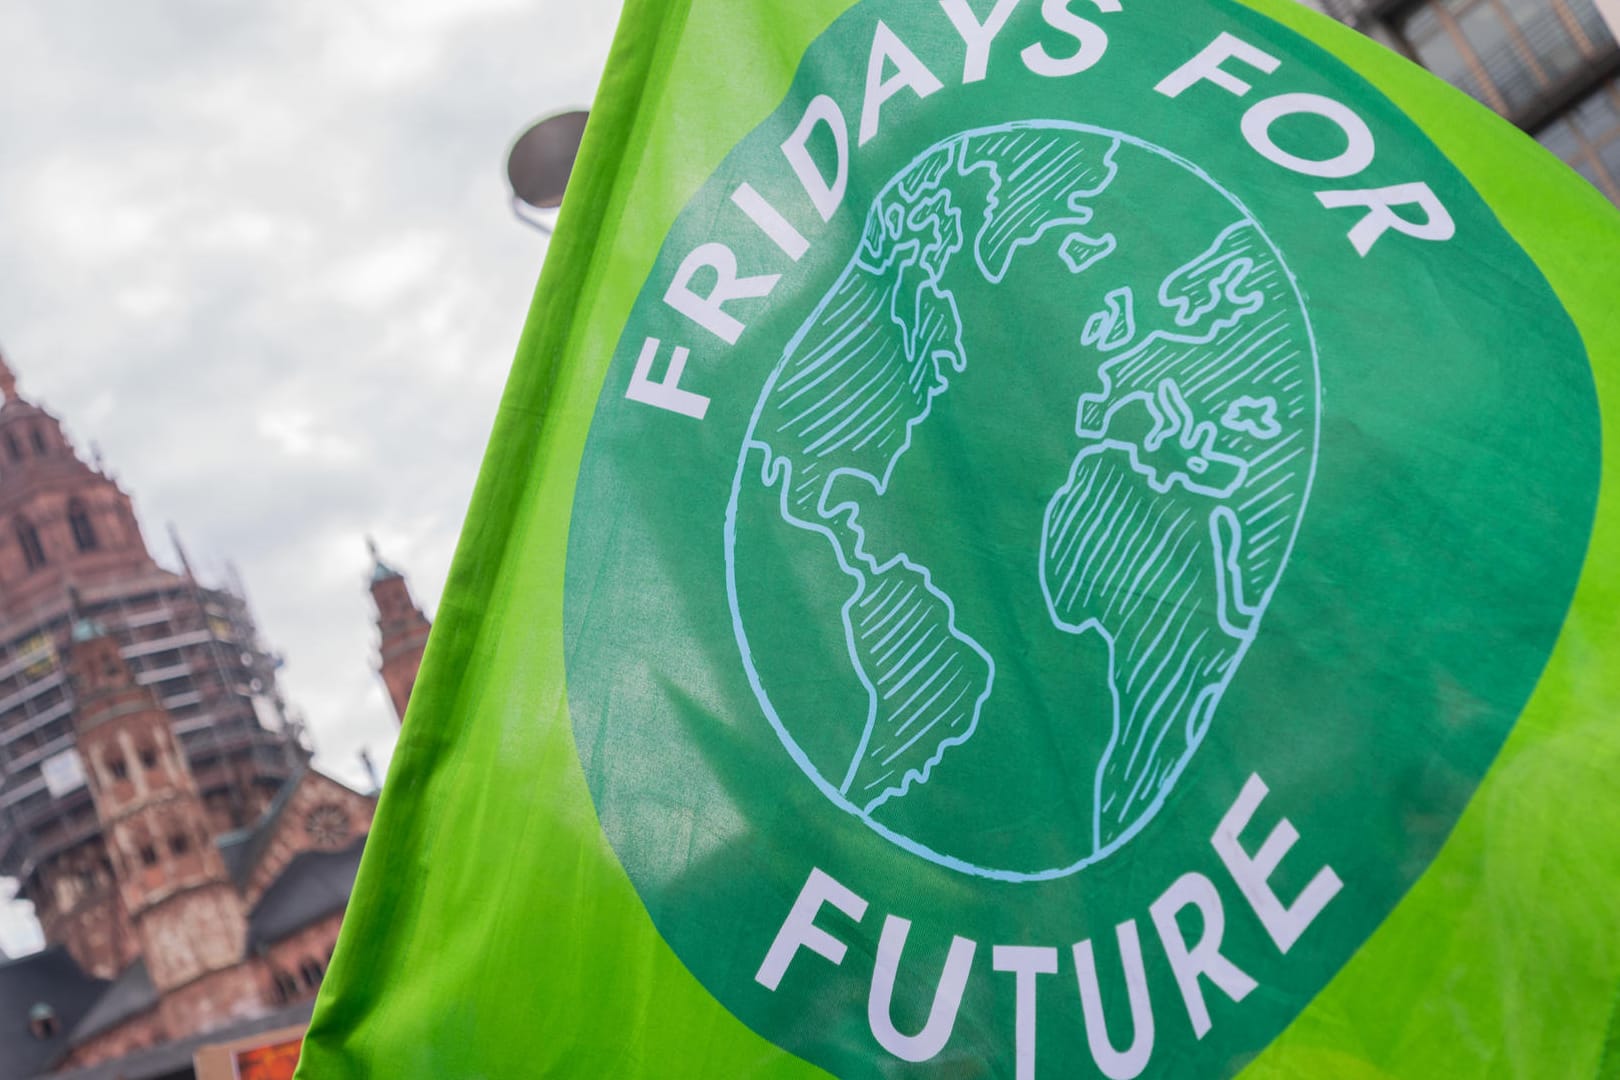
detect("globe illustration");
top-left (724, 121), bottom-right (1319, 882)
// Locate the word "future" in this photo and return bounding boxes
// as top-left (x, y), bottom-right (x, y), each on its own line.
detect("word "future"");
top-left (756, 775), bottom-right (1342, 1080)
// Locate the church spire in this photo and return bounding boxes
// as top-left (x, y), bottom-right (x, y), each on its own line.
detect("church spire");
top-left (367, 535), bottom-right (402, 583)
top-left (368, 539), bottom-right (431, 724)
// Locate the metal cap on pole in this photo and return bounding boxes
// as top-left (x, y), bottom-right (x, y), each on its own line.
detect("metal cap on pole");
top-left (506, 110), bottom-right (590, 234)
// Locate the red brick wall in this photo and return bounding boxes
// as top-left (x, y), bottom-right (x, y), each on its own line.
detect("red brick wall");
top-left (63, 1008), bottom-right (168, 1070)
top-left (264, 912), bottom-right (346, 1003)
top-left (381, 646), bottom-right (424, 723)
top-left (372, 573), bottom-right (430, 722)
top-left (49, 891), bottom-right (138, 980)
top-left (138, 883), bottom-right (249, 992)
top-left (0, 462), bottom-right (156, 614)
top-left (157, 962), bottom-right (270, 1040)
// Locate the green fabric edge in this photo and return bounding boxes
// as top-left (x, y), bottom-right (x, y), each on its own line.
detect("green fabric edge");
top-left (296, 0), bottom-right (849, 1076)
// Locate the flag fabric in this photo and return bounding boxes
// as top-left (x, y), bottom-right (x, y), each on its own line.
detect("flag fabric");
top-left (296, 1), bottom-right (1620, 1076)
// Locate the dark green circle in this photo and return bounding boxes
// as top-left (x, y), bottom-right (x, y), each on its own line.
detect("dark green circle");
top-left (563, 2), bottom-right (1598, 1075)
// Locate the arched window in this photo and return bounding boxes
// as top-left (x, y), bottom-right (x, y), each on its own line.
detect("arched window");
top-left (29, 426), bottom-right (46, 454)
top-left (299, 959), bottom-right (325, 990)
top-left (68, 500), bottom-right (97, 552)
top-left (271, 970), bottom-right (299, 1003)
top-left (4, 433), bottom-right (20, 463)
top-left (15, 518), bottom-right (45, 571)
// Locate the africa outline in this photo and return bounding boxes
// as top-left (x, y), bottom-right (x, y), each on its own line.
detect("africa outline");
top-left (724, 120), bottom-right (1323, 883)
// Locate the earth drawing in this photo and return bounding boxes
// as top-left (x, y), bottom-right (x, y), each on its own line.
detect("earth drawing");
top-left (724, 121), bottom-right (1321, 882)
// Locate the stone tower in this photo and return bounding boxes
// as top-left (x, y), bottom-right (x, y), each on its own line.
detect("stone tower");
top-left (65, 614), bottom-right (263, 1036)
top-left (0, 351), bottom-right (304, 980)
top-left (368, 539), bottom-right (431, 724)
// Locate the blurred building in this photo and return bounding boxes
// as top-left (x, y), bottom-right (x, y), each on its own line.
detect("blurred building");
top-left (368, 540), bottom-right (431, 725)
top-left (0, 354), bottom-right (431, 1078)
top-left (1302, 0), bottom-right (1620, 201)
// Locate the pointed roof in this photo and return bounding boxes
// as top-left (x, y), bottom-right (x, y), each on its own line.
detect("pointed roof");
top-left (66, 587), bottom-right (109, 644)
top-left (218, 763), bottom-right (310, 887)
top-left (0, 348), bottom-right (16, 404)
top-left (66, 960), bottom-right (155, 1046)
top-left (367, 536), bottom-right (403, 584)
top-left (247, 838), bottom-right (365, 948)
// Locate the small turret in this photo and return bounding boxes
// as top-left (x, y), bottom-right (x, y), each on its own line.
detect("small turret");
top-left (367, 538), bottom-right (433, 725)
top-left (65, 616), bottom-right (260, 1032)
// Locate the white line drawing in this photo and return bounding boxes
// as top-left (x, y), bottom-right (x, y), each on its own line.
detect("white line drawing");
top-left (1083, 287), bottom-right (1136, 352)
top-left (1042, 218), bottom-right (1316, 852)
top-left (1221, 395), bottom-right (1284, 440)
top-left (724, 120), bottom-right (1321, 882)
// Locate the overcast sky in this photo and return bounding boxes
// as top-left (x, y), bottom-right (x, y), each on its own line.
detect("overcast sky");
top-left (0, 0), bottom-right (624, 955)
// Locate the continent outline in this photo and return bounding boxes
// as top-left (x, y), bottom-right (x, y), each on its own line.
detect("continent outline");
top-left (725, 119), bottom-right (1323, 883)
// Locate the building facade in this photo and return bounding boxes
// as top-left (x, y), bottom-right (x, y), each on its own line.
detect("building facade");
top-left (0, 351), bottom-right (426, 1078)
top-left (1303, 0), bottom-right (1620, 201)
top-left (0, 357), bottom-right (313, 985)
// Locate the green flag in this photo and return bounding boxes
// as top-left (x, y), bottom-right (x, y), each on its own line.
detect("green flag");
top-left (297, 1), bottom-right (1620, 1076)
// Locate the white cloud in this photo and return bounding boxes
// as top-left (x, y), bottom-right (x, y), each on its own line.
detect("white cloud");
top-left (256, 408), bottom-right (363, 462)
top-left (0, 0), bottom-right (625, 954)
top-left (322, 232), bottom-right (444, 309)
top-left (114, 282), bottom-right (185, 322)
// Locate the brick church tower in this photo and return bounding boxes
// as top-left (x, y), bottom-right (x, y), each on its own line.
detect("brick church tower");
top-left (64, 615), bottom-right (259, 1037)
top-left (0, 352), bottom-right (305, 979)
top-left (0, 348), bottom-right (382, 1075)
top-left (368, 540), bottom-right (431, 724)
